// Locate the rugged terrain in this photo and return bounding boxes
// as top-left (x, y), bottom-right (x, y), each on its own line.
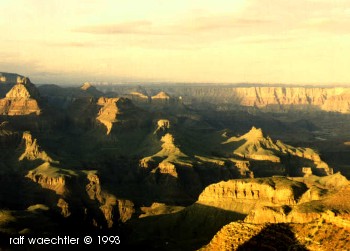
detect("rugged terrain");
top-left (0, 73), bottom-right (350, 250)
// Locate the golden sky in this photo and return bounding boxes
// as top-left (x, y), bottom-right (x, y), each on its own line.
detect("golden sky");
top-left (1, 0), bottom-right (350, 84)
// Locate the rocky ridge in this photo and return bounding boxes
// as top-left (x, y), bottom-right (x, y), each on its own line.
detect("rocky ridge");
top-left (198, 173), bottom-right (350, 224)
top-left (96, 97), bottom-right (141, 135)
top-left (0, 77), bottom-right (41, 115)
top-left (235, 87), bottom-right (350, 113)
top-left (223, 127), bottom-right (332, 176)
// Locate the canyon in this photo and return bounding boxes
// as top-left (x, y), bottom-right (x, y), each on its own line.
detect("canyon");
top-left (0, 73), bottom-right (350, 250)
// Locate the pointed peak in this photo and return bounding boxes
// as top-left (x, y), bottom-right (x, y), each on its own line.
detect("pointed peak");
top-left (151, 91), bottom-right (171, 100)
top-left (80, 82), bottom-right (93, 91)
top-left (5, 81), bottom-right (40, 99)
top-left (245, 127), bottom-right (264, 139)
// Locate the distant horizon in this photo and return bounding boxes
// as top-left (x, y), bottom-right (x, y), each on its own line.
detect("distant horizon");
top-left (1, 1), bottom-right (350, 85)
top-left (2, 70), bottom-right (350, 88)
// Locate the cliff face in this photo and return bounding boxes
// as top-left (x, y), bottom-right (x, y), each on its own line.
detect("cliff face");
top-left (19, 131), bottom-right (55, 163)
top-left (198, 177), bottom-right (307, 214)
top-left (26, 162), bottom-right (71, 195)
top-left (0, 77), bottom-right (41, 115)
top-left (234, 87), bottom-right (350, 113)
top-left (85, 172), bottom-right (134, 227)
top-left (223, 127), bottom-right (332, 176)
top-left (96, 97), bottom-right (145, 135)
top-left (197, 173), bottom-right (350, 225)
top-left (201, 217), bottom-right (350, 251)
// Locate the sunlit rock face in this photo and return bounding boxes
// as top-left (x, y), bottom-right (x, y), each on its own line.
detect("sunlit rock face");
top-left (0, 77), bottom-right (41, 115)
top-left (96, 97), bottom-right (145, 135)
top-left (197, 177), bottom-right (307, 214)
top-left (234, 87), bottom-right (350, 113)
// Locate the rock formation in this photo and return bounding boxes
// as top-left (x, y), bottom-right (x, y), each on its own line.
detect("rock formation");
top-left (0, 77), bottom-right (41, 115)
top-left (19, 131), bottom-right (56, 163)
top-left (140, 132), bottom-right (191, 173)
top-left (130, 91), bottom-right (149, 99)
top-left (85, 171), bottom-right (135, 227)
top-left (154, 119), bottom-right (171, 135)
top-left (234, 87), bottom-right (350, 113)
top-left (79, 82), bottom-right (103, 97)
top-left (223, 127), bottom-right (332, 176)
top-left (197, 173), bottom-right (350, 224)
top-left (201, 219), bottom-right (350, 251)
top-left (26, 162), bottom-right (72, 195)
top-left (198, 176), bottom-right (307, 214)
top-left (151, 91), bottom-right (171, 100)
top-left (80, 82), bottom-right (93, 91)
top-left (96, 97), bottom-right (143, 135)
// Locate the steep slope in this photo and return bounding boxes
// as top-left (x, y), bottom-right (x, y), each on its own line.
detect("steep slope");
top-left (96, 97), bottom-right (145, 135)
top-left (96, 84), bottom-right (350, 112)
top-left (151, 91), bottom-right (171, 100)
top-left (0, 77), bottom-right (41, 115)
top-left (80, 82), bottom-right (104, 97)
top-left (19, 131), bottom-right (56, 163)
top-left (201, 219), bottom-right (350, 251)
top-left (138, 119), bottom-right (198, 203)
top-left (198, 176), bottom-right (308, 214)
top-left (198, 173), bottom-right (350, 224)
top-left (223, 127), bottom-right (332, 176)
top-left (235, 87), bottom-right (350, 113)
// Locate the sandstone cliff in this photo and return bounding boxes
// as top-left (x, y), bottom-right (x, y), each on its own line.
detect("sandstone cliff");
top-left (26, 166), bottom-right (135, 228)
top-left (96, 97), bottom-right (144, 135)
top-left (200, 218), bottom-right (350, 251)
top-left (223, 127), bottom-right (332, 176)
top-left (85, 171), bottom-right (134, 227)
top-left (0, 77), bottom-right (41, 115)
top-left (26, 162), bottom-right (74, 195)
top-left (19, 131), bottom-right (56, 163)
top-left (198, 173), bottom-right (350, 224)
top-left (234, 87), bottom-right (350, 113)
top-left (198, 176), bottom-right (307, 214)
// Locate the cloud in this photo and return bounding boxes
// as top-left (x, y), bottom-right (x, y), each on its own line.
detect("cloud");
top-left (72, 21), bottom-right (160, 35)
top-left (300, 17), bottom-right (350, 35)
top-left (180, 15), bottom-right (270, 32)
top-left (47, 41), bottom-right (96, 47)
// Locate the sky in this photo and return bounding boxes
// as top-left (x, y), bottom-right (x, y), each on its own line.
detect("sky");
top-left (1, 0), bottom-right (350, 85)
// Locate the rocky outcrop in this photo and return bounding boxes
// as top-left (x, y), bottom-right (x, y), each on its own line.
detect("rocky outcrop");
top-left (26, 162), bottom-right (72, 195)
top-left (86, 84), bottom-right (350, 113)
top-left (151, 91), bottom-right (171, 100)
top-left (199, 222), bottom-right (265, 251)
top-left (201, 219), bottom-right (350, 251)
top-left (223, 127), bottom-right (332, 176)
top-left (0, 77), bottom-right (41, 115)
top-left (130, 91), bottom-right (149, 99)
top-left (80, 82), bottom-right (93, 91)
top-left (198, 173), bottom-right (350, 226)
top-left (85, 172), bottom-right (134, 227)
top-left (96, 97), bottom-right (143, 135)
top-left (234, 87), bottom-right (350, 113)
top-left (198, 177), bottom-right (307, 214)
top-left (80, 82), bottom-right (103, 97)
top-left (139, 202), bottom-right (184, 218)
top-left (154, 119), bottom-right (170, 135)
top-left (224, 127), bottom-right (281, 162)
top-left (140, 133), bottom-right (190, 172)
top-left (19, 131), bottom-right (56, 163)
